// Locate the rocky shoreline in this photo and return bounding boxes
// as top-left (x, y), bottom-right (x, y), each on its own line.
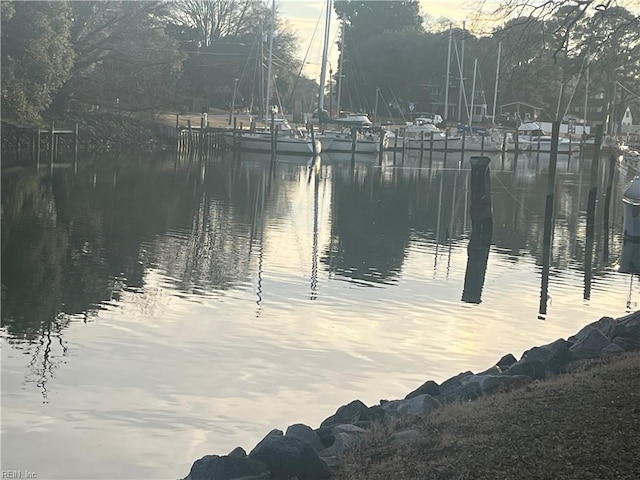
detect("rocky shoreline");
top-left (183, 309), bottom-right (640, 480)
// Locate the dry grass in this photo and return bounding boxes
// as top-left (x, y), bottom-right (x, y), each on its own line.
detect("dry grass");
top-left (333, 353), bottom-right (640, 480)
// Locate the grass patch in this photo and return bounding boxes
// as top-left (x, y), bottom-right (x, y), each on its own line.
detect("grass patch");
top-left (333, 353), bottom-right (640, 480)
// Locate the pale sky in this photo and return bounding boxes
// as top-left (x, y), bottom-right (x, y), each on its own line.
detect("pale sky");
top-left (279, 0), bottom-right (486, 79)
top-left (279, 0), bottom-right (640, 79)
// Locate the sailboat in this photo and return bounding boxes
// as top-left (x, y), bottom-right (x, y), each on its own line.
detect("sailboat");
top-left (315, 3), bottom-right (385, 155)
top-left (229, 0), bottom-right (320, 156)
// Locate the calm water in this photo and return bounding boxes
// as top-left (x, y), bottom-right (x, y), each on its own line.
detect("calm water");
top-left (2, 149), bottom-right (639, 479)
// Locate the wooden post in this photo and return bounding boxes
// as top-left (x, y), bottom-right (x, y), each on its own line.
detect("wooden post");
top-left (584, 124), bottom-right (603, 300)
top-left (400, 127), bottom-right (406, 166)
top-left (49, 120), bottom-right (55, 173)
top-left (443, 129), bottom-right (449, 166)
top-left (462, 155), bottom-right (493, 304)
top-left (460, 130), bottom-right (466, 164)
top-left (310, 124), bottom-right (317, 156)
top-left (480, 135), bottom-right (485, 155)
top-left (36, 128), bottom-right (41, 168)
top-left (393, 128), bottom-right (398, 165)
top-left (270, 111), bottom-right (276, 159)
top-left (419, 130), bottom-right (425, 168)
top-left (74, 123), bottom-right (79, 168)
top-left (350, 127), bottom-right (357, 166)
top-left (233, 117), bottom-right (238, 151)
top-left (539, 121), bottom-right (560, 317)
top-left (501, 132), bottom-right (507, 168)
top-left (429, 132), bottom-right (434, 168)
top-left (187, 119), bottom-right (192, 155)
top-left (378, 130), bottom-right (385, 166)
top-left (602, 153), bottom-right (617, 263)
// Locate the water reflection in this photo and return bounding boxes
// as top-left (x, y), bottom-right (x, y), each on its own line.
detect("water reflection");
top-left (3, 148), bottom-right (640, 479)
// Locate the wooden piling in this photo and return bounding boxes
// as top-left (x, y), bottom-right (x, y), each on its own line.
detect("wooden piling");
top-left (419, 130), bottom-right (425, 168)
top-left (538, 121), bottom-right (561, 317)
top-left (602, 153), bottom-right (617, 263)
top-left (462, 155), bottom-right (493, 304)
top-left (49, 120), bottom-right (55, 172)
top-left (584, 124), bottom-right (603, 300)
top-left (393, 129), bottom-right (398, 165)
top-left (350, 128), bottom-right (357, 166)
top-left (378, 131), bottom-right (385, 166)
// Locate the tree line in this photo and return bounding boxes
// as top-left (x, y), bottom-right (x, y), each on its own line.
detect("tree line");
top-left (1, 0), bottom-right (638, 126)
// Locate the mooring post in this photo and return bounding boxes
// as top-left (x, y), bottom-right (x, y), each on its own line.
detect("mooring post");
top-left (584, 124), bottom-right (603, 300)
top-left (74, 123), bottom-right (79, 169)
top-left (501, 132), bottom-right (507, 169)
top-left (270, 111), bottom-right (276, 160)
top-left (36, 127), bottom-right (41, 168)
top-left (350, 127), bottom-right (357, 166)
top-left (462, 155), bottom-right (493, 304)
top-left (419, 130), bottom-right (425, 168)
top-left (460, 130), bottom-right (466, 164)
top-left (602, 153), bottom-right (617, 263)
top-left (429, 133), bottom-right (433, 168)
top-left (49, 120), bottom-right (55, 173)
top-left (538, 120), bottom-right (560, 318)
top-left (310, 124), bottom-right (317, 157)
top-left (187, 119), bottom-right (192, 156)
top-left (378, 130), bottom-right (385, 166)
top-left (233, 117), bottom-right (238, 152)
top-left (400, 127), bottom-right (406, 166)
top-left (443, 129), bottom-right (449, 166)
top-left (393, 129), bottom-right (398, 165)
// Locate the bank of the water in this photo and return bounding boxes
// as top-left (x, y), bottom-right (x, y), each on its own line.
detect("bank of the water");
top-left (1, 111), bottom-right (171, 160)
top-left (182, 310), bottom-right (640, 480)
top-left (333, 351), bottom-right (640, 480)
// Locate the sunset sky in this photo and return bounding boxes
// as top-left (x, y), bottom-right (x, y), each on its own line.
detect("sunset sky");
top-left (279, 0), bottom-right (640, 79)
top-left (279, 0), bottom-right (492, 79)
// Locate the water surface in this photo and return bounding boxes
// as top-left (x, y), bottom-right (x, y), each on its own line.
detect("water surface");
top-left (2, 150), bottom-right (638, 479)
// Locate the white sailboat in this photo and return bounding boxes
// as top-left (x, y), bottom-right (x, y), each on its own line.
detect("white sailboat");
top-left (231, 0), bottom-right (320, 156)
top-left (315, 4), bottom-right (385, 155)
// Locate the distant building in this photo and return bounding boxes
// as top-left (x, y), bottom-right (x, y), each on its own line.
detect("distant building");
top-left (621, 106), bottom-right (640, 134)
top-left (499, 102), bottom-right (542, 122)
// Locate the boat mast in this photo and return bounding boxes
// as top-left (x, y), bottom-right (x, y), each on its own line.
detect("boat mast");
top-left (318, 0), bottom-right (332, 118)
top-left (469, 58), bottom-right (477, 129)
top-left (265, 0), bottom-right (275, 119)
top-left (491, 41), bottom-right (501, 125)
top-left (336, 20), bottom-right (345, 116)
top-left (457, 21), bottom-right (465, 123)
top-left (444, 23), bottom-right (452, 122)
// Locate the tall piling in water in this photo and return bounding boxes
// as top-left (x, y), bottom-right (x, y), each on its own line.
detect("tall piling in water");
top-left (462, 156), bottom-right (493, 304)
top-left (538, 121), bottom-right (560, 318)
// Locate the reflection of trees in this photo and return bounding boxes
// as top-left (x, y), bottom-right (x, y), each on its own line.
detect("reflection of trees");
top-left (0, 156), bottom-right (272, 339)
top-left (1, 172), bottom-right (68, 338)
top-left (323, 168), bottom-right (412, 284)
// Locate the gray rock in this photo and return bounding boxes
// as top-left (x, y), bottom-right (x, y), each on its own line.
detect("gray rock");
top-left (319, 430), bottom-right (362, 458)
top-left (611, 310), bottom-right (640, 340)
top-left (439, 371), bottom-right (474, 396)
top-left (405, 380), bottom-right (440, 399)
top-left (612, 335), bottom-right (640, 352)
top-left (601, 342), bottom-right (626, 355)
top-left (439, 381), bottom-right (483, 403)
top-left (379, 394), bottom-right (442, 417)
top-left (569, 328), bottom-right (610, 360)
top-left (569, 316), bottom-right (616, 344)
top-left (319, 400), bottom-right (372, 429)
top-left (390, 429), bottom-right (422, 447)
top-left (496, 353), bottom-right (517, 369)
top-left (249, 430), bottom-right (330, 480)
top-left (507, 339), bottom-right (571, 379)
top-left (184, 452), bottom-right (270, 480)
top-left (285, 423), bottom-right (325, 453)
top-left (477, 365), bottom-right (502, 376)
